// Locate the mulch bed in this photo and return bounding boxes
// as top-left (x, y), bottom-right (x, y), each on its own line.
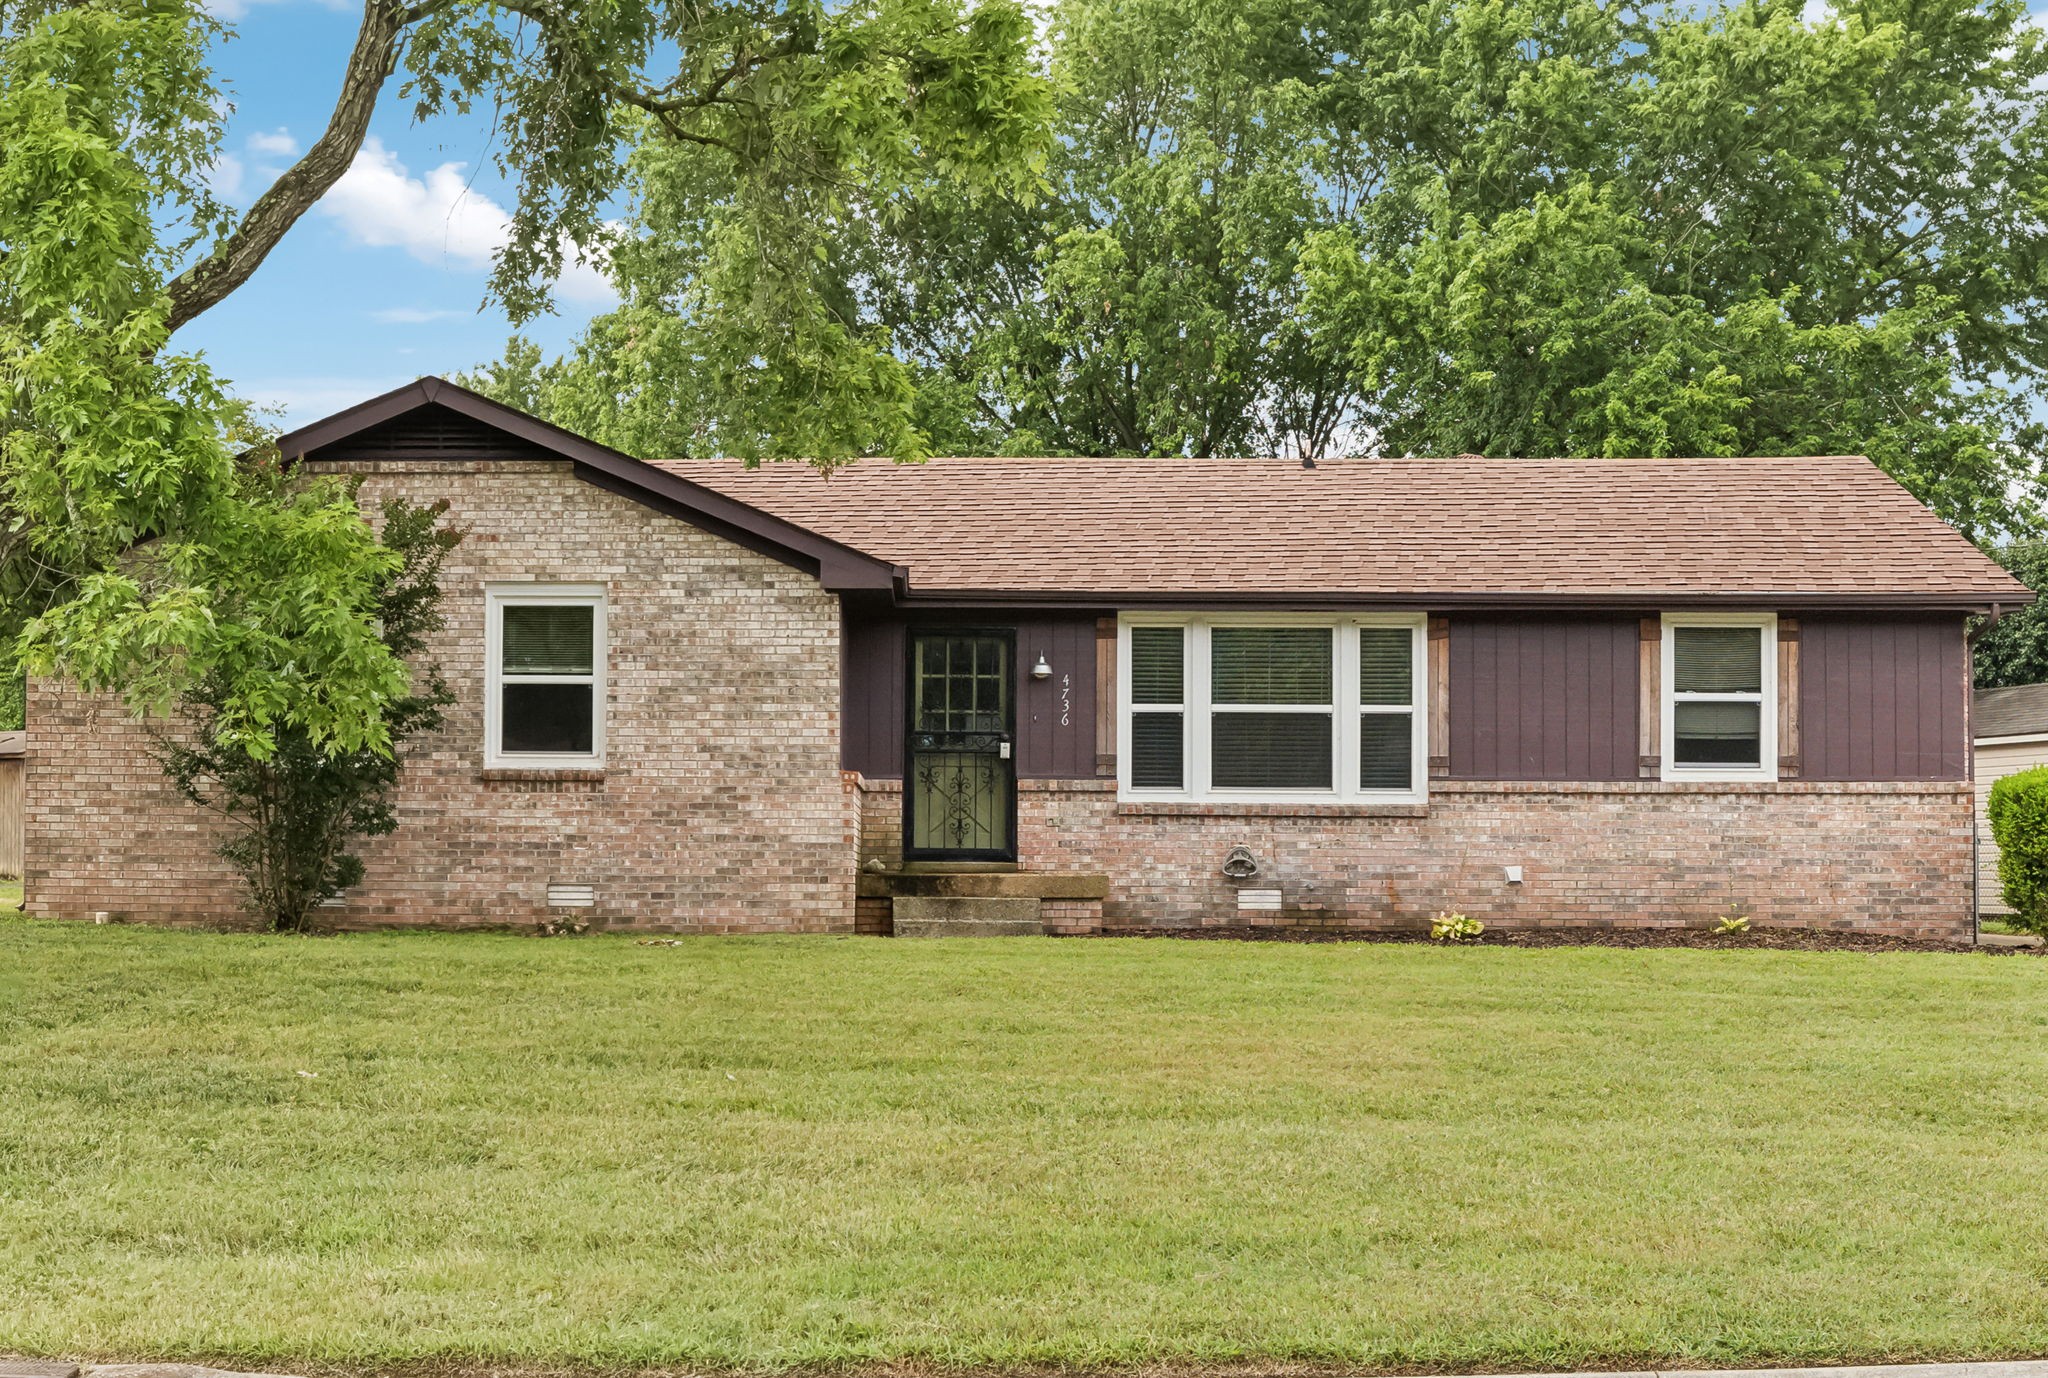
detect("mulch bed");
top-left (1093, 924), bottom-right (2034, 954)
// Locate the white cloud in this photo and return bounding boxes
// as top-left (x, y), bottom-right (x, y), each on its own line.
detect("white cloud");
top-left (247, 128), bottom-right (300, 159)
top-left (209, 152), bottom-right (245, 200)
top-left (203, 0), bottom-right (350, 22)
top-left (234, 374), bottom-right (419, 427)
top-left (369, 306), bottom-right (468, 325)
top-left (318, 137), bottom-right (615, 303)
top-left (1800, 0), bottom-right (1835, 24)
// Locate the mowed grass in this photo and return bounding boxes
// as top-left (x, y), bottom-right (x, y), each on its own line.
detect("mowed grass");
top-left (5, 922), bottom-right (2048, 1373)
top-left (0, 877), bottom-right (20, 907)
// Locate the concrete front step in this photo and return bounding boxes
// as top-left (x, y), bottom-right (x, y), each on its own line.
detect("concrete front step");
top-left (859, 870), bottom-right (1110, 900)
top-left (892, 895), bottom-right (1044, 937)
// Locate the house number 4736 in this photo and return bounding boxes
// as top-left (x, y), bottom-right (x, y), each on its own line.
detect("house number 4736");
top-left (1060, 672), bottom-right (1072, 727)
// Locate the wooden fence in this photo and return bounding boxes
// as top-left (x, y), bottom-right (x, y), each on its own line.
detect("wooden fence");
top-left (0, 732), bottom-right (22, 880)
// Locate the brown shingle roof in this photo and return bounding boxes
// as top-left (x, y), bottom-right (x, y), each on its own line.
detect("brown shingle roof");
top-left (1976, 683), bottom-right (2048, 739)
top-left (656, 453), bottom-right (2026, 606)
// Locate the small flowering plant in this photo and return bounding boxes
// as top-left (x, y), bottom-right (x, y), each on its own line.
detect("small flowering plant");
top-left (1431, 911), bottom-right (1484, 943)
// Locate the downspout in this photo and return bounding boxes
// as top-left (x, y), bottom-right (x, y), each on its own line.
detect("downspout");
top-left (1967, 603), bottom-right (2006, 944)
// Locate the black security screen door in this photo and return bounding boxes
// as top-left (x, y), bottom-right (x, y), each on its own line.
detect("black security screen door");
top-left (905, 631), bottom-right (1016, 861)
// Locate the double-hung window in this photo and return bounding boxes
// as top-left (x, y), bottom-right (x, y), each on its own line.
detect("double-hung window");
top-left (1119, 615), bottom-right (1426, 803)
top-left (486, 584), bottom-right (607, 768)
top-left (1661, 612), bottom-right (1776, 781)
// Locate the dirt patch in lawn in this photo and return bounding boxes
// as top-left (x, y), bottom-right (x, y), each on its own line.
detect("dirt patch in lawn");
top-left (1094, 923), bottom-right (2029, 954)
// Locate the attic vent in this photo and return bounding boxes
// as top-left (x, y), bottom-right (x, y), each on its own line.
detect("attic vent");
top-left (547, 883), bottom-right (597, 908)
top-left (1236, 888), bottom-right (1283, 912)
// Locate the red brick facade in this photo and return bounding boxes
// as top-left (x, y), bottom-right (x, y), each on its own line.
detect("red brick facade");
top-left (24, 459), bottom-right (856, 932)
top-left (856, 776), bottom-right (1975, 941)
top-left (15, 416), bottom-right (1983, 942)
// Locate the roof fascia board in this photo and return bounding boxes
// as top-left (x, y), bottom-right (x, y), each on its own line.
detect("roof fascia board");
top-left (886, 590), bottom-right (2021, 613)
top-left (1975, 731), bottom-right (2048, 747)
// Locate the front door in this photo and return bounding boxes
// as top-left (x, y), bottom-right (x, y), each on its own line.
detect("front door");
top-left (905, 630), bottom-right (1017, 861)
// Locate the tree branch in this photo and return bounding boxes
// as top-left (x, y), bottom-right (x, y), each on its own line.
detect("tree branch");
top-left (165, 0), bottom-right (447, 334)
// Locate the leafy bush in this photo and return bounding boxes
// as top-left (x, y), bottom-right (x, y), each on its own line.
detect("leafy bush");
top-left (1716, 912), bottom-right (1751, 935)
top-left (1431, 912), bottom-right (1483, 944)
top-left (1989, 767), bottom-right (2048, 935)
top-left (155, 498), bottom-right (459, 932)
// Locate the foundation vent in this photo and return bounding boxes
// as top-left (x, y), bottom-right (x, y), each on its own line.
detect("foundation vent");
top-left (1236, 888), bottom-right (1283, 912)
top-left (547, 883), bottom-right (597, 908)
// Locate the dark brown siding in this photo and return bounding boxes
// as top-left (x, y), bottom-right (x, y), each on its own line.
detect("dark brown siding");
top-left (842, 615), bottom-right (906, 779)
top-left (1447, 617), bottom-right (1639, 780)
top-left (1800, 616), bottom-right (1968, 780)
top-left (841, 613), bottom-right (1102, 779)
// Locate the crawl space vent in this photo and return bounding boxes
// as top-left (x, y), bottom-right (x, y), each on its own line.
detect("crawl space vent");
top-left (547, 883), bottom-right (597, 908)
top-left (1236, 888), bottom-right (1283, 912)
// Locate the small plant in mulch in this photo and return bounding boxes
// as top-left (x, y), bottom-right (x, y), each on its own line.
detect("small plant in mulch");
top-left (1431, 911), bottom-right (1484, 943)
top-left (1715, 909), bottom-right (1752, 936)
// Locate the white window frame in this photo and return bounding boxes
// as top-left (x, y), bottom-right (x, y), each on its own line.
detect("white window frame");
top-left (485, 583), bottom-right (608, 769)
top-left (1117, 612), bottom-right (1428, 804)
top-left (1661, 611), bottom-right (1777, 783)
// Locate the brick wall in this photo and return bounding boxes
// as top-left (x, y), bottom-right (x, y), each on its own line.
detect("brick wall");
top-left (25, 459), bottom-right (856, 932)
top-left (856, 776), bottom-right (1974, 940)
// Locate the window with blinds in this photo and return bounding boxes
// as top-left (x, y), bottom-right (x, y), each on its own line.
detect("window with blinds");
top-left (488, 587), bottom-right (607, 767)
top-left (1663, 616), bottom-right (1774, 778)
top-left (1119, 617), bottom-right (1425, 801)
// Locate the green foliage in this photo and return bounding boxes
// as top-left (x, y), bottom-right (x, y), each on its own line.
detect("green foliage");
top-left (1716, 912), bottom-right (1753, 936)
top-left (1988, 767), bottom-right (2048, 935)
top-left (4, 0), bottom-right (1048, 752)
top-left (1431, 911), bottom-right (1483, 943)
top-left (491, 0), bottom-right (2046, 540)
top-left (0, 675), bottom-right (20, 732)
top-left (0, 0), bottom-right (423, 756)
top-left (1297, 0), bottom-right (2048, 537)
top-left (1974, 542), bottom-right (2048, 688)
top-left (154, 499), bottom-right (460, 932)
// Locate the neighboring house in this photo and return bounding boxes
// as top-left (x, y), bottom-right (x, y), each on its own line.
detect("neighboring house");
top-left (1973, 682), bottom-right (2048, 915)
top-left (0, 731), bottom-right (21, 881)
top-left (22, 379), bottom-right (2034, 940)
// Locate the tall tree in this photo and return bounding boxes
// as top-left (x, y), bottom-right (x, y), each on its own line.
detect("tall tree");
top-left (1298, 0), bottom-right (2048, 537)
top-left (482, 0), bottom-right (2048, 540)
top-left (467, 0), bottom-right (1365, 459)
top-left (1, 0), bottom-right (1050, 749)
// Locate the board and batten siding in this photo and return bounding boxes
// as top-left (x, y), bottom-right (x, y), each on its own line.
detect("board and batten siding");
top-left (1974, 736), bottom-right (2048, 915)
top-left (841, 614), bottom-right (1102, 780)
top-left (1445, 617), bottom-right (1640, 780)
top-left (1798, 617), bottom-right (1969, 780)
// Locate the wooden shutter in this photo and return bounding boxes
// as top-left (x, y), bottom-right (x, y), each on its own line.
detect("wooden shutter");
top-left (1428, 616), bottom-right (1450, 778)
top-left (1095, 617), bottom-right (1117, 776)
top-left (1777, 616), bottom-right (1801, 778)
top-left (1639, 617), bottom-right (1661, 778)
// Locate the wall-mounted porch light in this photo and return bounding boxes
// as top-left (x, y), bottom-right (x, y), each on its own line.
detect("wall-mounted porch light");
top-left (1031, 652), bottom-right (1053, 680)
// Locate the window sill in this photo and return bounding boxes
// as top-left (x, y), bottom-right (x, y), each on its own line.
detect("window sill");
top-left (479, 767), bottom-right (607, 790)
top-left (1118, 800), bottom-right (1427, 818)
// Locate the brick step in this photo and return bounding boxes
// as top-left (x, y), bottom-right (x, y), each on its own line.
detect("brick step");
top-left (892, 895), bottom-right (1044, 937)
top-left (859, 870), bottom-right (1110, 900)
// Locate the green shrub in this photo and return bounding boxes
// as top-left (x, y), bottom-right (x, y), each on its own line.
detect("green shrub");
top-left (1988, 766), bottom-right (2048, 935)
top-left (1431, 911), bottom-right (1483, 943)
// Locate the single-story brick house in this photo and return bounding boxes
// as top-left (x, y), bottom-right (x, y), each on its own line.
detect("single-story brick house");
top-left (22, 378), bottom-right (2033, 939)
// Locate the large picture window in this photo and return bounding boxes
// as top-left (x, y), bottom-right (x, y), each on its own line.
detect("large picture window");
top-left (486, 585), bottom-right (607, 768)
top-left (1118, 615), bottom-right (1426, 803)
top-left (1661, 612), bottom-right (1776, 781)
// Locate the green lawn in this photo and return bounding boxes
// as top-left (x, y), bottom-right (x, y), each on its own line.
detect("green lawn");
top-left (0, 877), bottom-right (19, 908)
top-left (5, 921), bottom-right (2048, 1373)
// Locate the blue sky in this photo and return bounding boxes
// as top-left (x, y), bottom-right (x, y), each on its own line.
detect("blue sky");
top-left (181, 0), bottom-right (616, 427)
